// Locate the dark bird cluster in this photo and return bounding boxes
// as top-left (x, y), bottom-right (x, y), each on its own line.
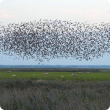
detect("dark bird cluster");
top-left (0, 19), bottom-right (110, 62)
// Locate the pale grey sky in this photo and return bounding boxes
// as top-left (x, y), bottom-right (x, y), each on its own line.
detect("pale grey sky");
top-left (0, 0), bottom-right (110, 65)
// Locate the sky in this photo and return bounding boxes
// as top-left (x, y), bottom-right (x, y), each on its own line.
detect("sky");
top-left (0, 0), bottom-right (110, 65)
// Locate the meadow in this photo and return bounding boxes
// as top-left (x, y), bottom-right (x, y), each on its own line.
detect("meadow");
top-left (0, 70), bottom-right (110, 82)
top-left (0, 69), bottom-right (110, 110)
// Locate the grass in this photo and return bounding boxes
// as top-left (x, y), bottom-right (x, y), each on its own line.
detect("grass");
top-left (0, 71), bottom-right (110, 82)
top-left (0, 70), bottom-right (110, 109)
top-left (0, 79), bottom-right (110, 110)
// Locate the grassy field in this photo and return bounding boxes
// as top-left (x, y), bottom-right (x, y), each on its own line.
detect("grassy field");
top-left (0, 69), bottom-right (110, 110)
top-left (0, 79), bottom-right (110, 110)
top-left (0, 71), bottom-right (110, 82)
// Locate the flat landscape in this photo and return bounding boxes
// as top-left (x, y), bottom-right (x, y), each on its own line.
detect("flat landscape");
top-left (0, 68), bottom-right (110, 110)
top-left (0, 70), bottom-right (110, 82)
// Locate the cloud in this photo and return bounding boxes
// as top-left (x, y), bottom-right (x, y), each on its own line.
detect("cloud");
top-left (1, 13), bottom-right (17, 19)
top-left (0, 10), bottom-right (19, 20)
top-left (106, 10), bottom-right (110, 13)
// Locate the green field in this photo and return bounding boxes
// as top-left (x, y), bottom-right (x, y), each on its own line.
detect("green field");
top-left (1, 69), bottom-right (110, 110)
top-left (0, 71), bottom-right (110, 82)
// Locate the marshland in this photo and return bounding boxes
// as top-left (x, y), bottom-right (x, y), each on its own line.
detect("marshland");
top-left (0, 68), bottom-right (110, 110)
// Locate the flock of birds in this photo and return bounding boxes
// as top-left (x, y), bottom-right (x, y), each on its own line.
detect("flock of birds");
top-left (0, 19), bottom-right (110, 62)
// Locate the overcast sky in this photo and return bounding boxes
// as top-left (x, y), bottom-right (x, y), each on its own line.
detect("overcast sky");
top-left (0, 0), bottom-right (110, 65)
